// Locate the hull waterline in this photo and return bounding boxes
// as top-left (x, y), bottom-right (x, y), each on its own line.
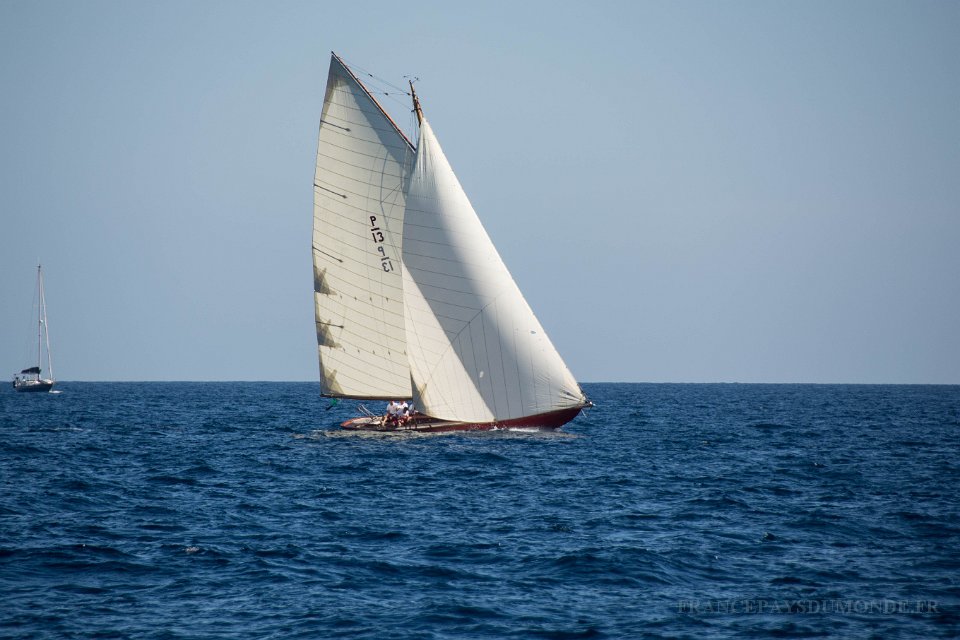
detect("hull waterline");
top-left (341, 406), bottom-right (584, 433)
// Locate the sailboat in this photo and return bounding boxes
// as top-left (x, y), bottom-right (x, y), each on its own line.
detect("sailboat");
top-left (312, 53), bottom-right (590, 432)
top-left (12, 264), bottom-right (55, 393)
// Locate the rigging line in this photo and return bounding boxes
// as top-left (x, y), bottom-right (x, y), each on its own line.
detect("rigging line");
top-left (340, 57), bottom-right (412, 96)
top-left (333, 53), bottom-right (415, 152)
top-left (337, 55), bottom-right (418, 139)
top-left (366, 90), bottom-right (416, 114)
top-left (367, 90), bottom-right (410, 101)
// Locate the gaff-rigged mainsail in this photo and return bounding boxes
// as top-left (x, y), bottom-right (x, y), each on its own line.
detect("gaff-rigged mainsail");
top-left (312, 53), bottom-right (415, 399)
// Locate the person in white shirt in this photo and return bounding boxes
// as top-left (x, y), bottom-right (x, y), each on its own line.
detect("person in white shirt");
top-left (386, 400), bottom-right (399, 426)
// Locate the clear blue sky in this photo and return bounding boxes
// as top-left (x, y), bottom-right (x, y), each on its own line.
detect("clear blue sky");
top-left (1, 0), bottom-right (958, 383)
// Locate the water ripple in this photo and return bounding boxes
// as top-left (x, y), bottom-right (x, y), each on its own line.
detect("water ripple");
top-left (1, 382), bottom-right (958, 638)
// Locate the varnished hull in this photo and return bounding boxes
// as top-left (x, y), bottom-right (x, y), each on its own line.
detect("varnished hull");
top-left (341, 407), bottom-right (583, 433)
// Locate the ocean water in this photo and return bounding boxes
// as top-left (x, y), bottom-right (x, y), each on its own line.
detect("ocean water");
top-left (1, 382), bottom-right (958, 639)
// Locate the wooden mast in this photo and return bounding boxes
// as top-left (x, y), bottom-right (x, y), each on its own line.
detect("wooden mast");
top-left (409, 80), bottom-right (423, 125)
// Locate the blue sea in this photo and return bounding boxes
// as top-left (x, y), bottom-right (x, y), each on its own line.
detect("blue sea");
top-left (1, 382), bottom-right (958, 638)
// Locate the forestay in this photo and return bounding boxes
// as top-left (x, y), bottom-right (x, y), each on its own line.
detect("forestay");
top-left (401, 119), bottom-right (587, 422)
top-left (312, 54), bottom-right (415, 399)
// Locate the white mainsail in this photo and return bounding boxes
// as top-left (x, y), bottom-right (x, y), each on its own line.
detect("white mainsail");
top-left (312, 54), bottom-right (415, 399)
top-left (400, 118), bottom-right (587, 422)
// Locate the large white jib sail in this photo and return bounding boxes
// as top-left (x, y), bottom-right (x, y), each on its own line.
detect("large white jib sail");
top-left (314, 53), bottom-right (587, 423)
top-left (401, 118), bottom-right (586, 422)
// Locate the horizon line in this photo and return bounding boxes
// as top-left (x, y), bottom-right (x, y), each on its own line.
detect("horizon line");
top-left (31, 380), bottom-right (960, 386)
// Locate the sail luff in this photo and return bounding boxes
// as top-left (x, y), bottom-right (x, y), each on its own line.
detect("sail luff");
top-left (36, 265), bottom-right (43, 374)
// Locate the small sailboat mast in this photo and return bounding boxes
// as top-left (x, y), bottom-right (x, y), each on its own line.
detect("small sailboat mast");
top-left (37, 264), bottom-right (53, 381)
top-left (36, 266), bottom-right (43, 375)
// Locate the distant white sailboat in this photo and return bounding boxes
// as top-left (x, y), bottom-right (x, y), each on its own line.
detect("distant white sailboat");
top-left (13, 264), bottom-right (55, 393)
top-left (312, 53), bottom-right (590, 432)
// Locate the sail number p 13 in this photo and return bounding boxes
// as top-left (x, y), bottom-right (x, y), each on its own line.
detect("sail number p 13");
top-left (369, 215), bottom-right (395, 272)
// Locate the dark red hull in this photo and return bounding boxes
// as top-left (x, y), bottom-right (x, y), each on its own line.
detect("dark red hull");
top-left (341, 406), bottom-right (583, 433)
